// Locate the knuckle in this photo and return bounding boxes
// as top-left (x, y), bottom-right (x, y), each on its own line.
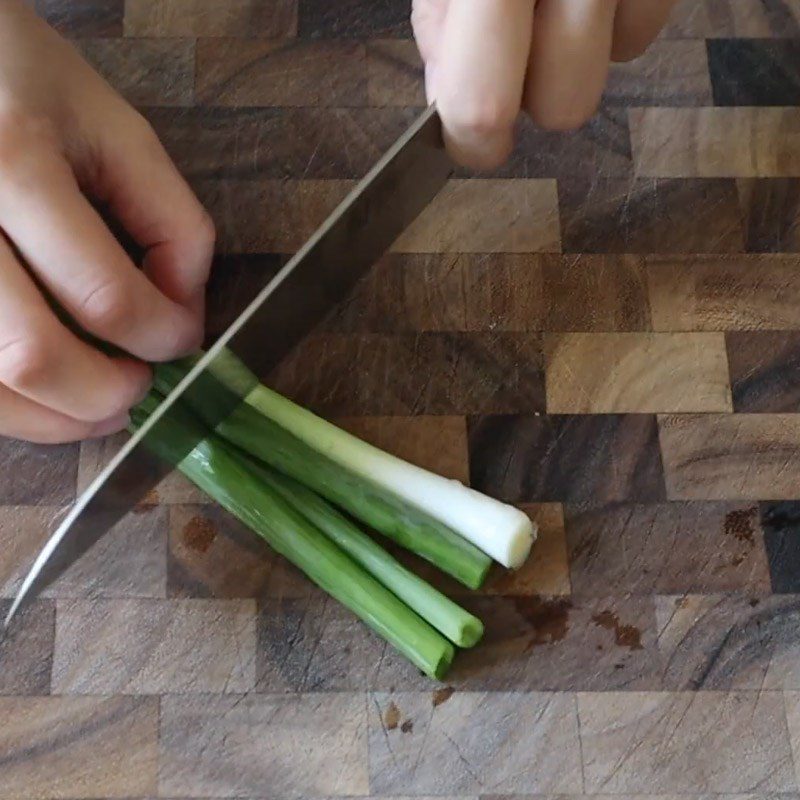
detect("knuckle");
top-left (441, 94), bottom-right (517, 141)
top-left (77, 280), bottom-right (131, 336)
top-left (0, 334), bottom-right (53, 391)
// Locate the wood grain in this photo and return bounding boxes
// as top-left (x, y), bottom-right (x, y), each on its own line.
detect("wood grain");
top-left (75, 38), bottom-right (195, 106)
top-left (168, 503), bottom-right (316, 599)
top-left (605, 41), bottom-right (713, 106)
top-left (0, 696), bottom-right (158, 799)
top-left (160, 693), bottom-right (368, 797)
top-left (631, 107), bottom-right (800, 178)
top-left (656, 594), bottom-right (800, 689)
top-left (647, 254), bottom-right (800, 331)
top-left (545, 332), bottom-right (732, 413)
top-left (393, 179), bottom-right (561, 254)
top-left (469, 414), bottom-right (666, 504)
top-left (124, 0), bottom-right (297, 36)
top-left (663, 0), bottom-right (800, 37)
top-left (369, 692), bottom-right (582, 794)
top-left (196, 39), bottom-right (367, 106)
top-left (366, 39), bottom-right (424, 106)
top-left (728, 331), bottom-right (800, 412)
top-left (579, 691), bottom-right (796, 792)
top-left (558, 178), bottom-right (745, 253)
top-left (52, 598), bottom-right (257, 693)
top-left (270, 332), bottom-right (546, 415)
top-left (659, 413), bottom-right (800, 499)
top-left (566, 502), bottom-right (771, 596)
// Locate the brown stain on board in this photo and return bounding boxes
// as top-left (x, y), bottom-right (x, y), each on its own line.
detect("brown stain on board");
top-left (514, 596), bottom-right (571, 646)
top-left (724, 507), bottom-right (757, 544)
top-left (591, 609), bottom-right (643, 650)
top-left (432, 687), bottom-right (454, 707)
top-left (384, 701), bottom-right (400, 731)
top-left (183, 515), bottom-right (218, 553)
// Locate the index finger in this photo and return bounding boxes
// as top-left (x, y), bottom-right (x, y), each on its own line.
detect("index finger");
top-left (433, 0), bottom-right (535, 170)
top-left (95, 112), bottom-right (216, 322)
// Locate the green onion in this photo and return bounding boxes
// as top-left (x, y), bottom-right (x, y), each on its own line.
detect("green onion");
top-left (253, 462), bottom-right (484, 647)
top-left (188, 348), bottom-right (535, 568)
top-left (130, 392), bottom-right (455, 679)
top-left (154, 360), bottom-right (493, 589)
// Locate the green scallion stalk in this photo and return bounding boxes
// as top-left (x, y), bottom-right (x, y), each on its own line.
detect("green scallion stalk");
top-left (130, 391), bottom-right (455, 679)
top-left (154, 361), bottom-right (492, 590)
top-left (162, 348), bottom-right (535, 569)
top-left (252, 461), bottom-right (483, 647)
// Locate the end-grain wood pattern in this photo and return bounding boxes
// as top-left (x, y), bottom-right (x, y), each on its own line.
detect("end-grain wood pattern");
top-left (4, 0), bottom-right (800, 794)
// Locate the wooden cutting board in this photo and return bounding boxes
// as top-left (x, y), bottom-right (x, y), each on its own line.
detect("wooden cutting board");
top-left (2, 0), bottom-right (800, 795)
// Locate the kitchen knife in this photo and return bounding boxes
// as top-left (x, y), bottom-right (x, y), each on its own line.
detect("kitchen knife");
top-left (5, 105), bottom-right (453, 626)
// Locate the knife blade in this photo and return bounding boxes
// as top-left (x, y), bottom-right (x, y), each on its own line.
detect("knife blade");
top-left (5, 105), bottom-right (453, 626)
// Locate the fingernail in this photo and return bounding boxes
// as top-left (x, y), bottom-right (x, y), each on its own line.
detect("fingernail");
top-left (89, 412), bottom-right (131, 439)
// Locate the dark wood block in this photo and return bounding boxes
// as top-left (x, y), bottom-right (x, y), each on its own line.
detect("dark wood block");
top-left (566, 502), bottom-right (771, 597)
top-left (657, 593), bottom-right (800, 689)
top-left (647, 254), bottom-right (800, 330)
top-left (322, 253), bottom-right (469, 333)
top-left (761, 501), bottom-right (800, 593)
top-left (605, 40), bottom-right (713, 106)
top-left (738, 178), bottom-right (800, 252)
top-left (579, 690), bottom-right (794, 792)
top-left (0, 600), bottom-right (54, 695)
top-left (74, 38), bottom-right (194, 106)
top-left (728, 331), bottom-right (800, 412)
top-left (124, 0), bottom-right (297, 37)
top-left (446, 595), bottom-right (660, 691)
top-left (298, 0), bottom-right (411, 38)
top-left (369, 691), bottom-right (583, 795)
top-left (709, 38), bottom-right (800, 105)
top-left (196, 179), bottom-right (352, 253)
top-left (52, 598), bottom-right (256, 693)
top-left (256, 595), bottom-right (435, 691)
top-left (542, 254), bottom-right (651, 331)
top-left (367, 39), bottom-right (424, 106)
top-left (168, 504), bottom-right (319, 599)
top-left (468, 415), bottom-right (666, 504)
top-left (663, 0), bottom-right (800, 37)
top-left (0, 696), bottom-right (158, 797)
top-left (147, 106), bottom-right (417, 181)
top-left (37, 0), bottom-right (123, 35)
top-left (0, 440), bottom-right (77, 505)
top-left (559, 178), bottom-right (744, 253)
top-left (659, 413), bottom-right (800, 500)
top-left (270, 332), bottom-right (545, 416)
top-left (195, 38), bottom-right (367, 106)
